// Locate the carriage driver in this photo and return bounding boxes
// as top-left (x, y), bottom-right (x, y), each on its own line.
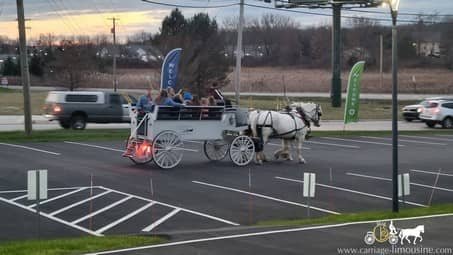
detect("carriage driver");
top-left (137, 88), bottom-right (155, 113)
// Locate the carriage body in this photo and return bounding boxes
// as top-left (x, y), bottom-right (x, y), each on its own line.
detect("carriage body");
top-left (124, 105), bottom-right (254, 169)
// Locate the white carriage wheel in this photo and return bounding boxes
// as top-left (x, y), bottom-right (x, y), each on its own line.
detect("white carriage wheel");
top-left (152, 131), bottom-right (184, 169)
top-left (229, 136), bottom-right (255, 166)
top-left (126, 137), bottom-right (153, 165)
top-left (203, 140), bottom-right (229, 161)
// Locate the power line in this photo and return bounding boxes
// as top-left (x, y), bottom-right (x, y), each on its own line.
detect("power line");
top-left (141, 0), bottom-right (239, 9)
top-left (140, 0), bottom-right (452, 24)
top-left (45, 0), bottom-right (78, 34)
top-left (345, 8), bottom-right (453, 17)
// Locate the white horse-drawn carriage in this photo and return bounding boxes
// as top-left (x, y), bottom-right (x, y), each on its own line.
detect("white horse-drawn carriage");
top-left (123, 101), bottom-right (322, 169)
top-left (123, 105), bottom-right (255, 169)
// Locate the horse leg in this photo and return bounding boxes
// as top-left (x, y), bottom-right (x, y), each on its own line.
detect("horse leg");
top-left (273, 139), bottom-right (285, 160)
top-left (296, 135), bottom-right (306, 164)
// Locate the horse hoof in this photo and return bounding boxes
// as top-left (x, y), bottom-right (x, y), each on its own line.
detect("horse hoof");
top-left (299, 159), bottom-right (306, 164)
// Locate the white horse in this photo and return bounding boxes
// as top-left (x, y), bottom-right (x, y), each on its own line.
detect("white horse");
top-left (248, 102), bottom-right (322, 164)
top-left (399, 225), bottom-right (424, 245)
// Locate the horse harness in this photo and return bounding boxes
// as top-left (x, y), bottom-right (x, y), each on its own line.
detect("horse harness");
top-left (255, 110), bottom-right (308, 140)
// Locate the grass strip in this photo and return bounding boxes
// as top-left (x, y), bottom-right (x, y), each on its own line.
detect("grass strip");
top-left (257, 203), bottom-right (453, 227)
top-left (0, 235), bottom-right (165, 255)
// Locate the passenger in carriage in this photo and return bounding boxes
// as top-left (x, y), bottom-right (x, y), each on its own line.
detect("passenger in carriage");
top-left (156, 90), bottom-right (183, 107)
top-left (137, 88), bottom-right (154, 113)
top-left (167, 87), bottom-right (184, 104)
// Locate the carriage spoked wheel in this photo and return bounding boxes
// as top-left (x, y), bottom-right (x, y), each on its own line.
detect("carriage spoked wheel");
top-left (203, 140), bottom-right (229, 161)
top-left (152, 131), bottom-right (184, 169)
top-left (229, 136), bottom-right (255, 166)
top-left (126, 137), bottom-right (153, 165)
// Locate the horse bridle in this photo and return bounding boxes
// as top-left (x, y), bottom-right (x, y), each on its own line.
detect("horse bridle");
top-left (296, 104), bottom-right (321, 127)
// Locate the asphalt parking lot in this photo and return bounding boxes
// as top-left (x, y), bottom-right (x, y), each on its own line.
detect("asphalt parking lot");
top-left (0, 134), bottom-right (453, 242)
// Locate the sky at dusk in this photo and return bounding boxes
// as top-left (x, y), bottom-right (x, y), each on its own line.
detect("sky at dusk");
top-left (0, 0), bottom-right (452, 41)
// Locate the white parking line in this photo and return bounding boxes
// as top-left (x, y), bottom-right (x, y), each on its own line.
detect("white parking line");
top-left (400, 135), bottom-right (453, 142)
top-left (29, 187), bottom-right (88, 208)
top-left (49, 190), bottom-right (112, 216)
top-left (95, 202), bottom-right (156, 234)
top-left (142, 208), bottom-right (181, 232)
top-left (86, 213), bottom-right (453, 255)
top-left (10, 194), bottom-right (28, 202)
top-left (72, 196), bottom-right (133, 224)
top-left (267, 143), bottom-right (310, 150)
top-left (192, 180), bottom-right (340, 215)
top-left (0, 186), bottom-right (99, 194)
top-left (0, 195), bottom-right (101, 236)
top-left (64, 141), bottom-right (124, 152)
top-left (361, 136), bottom-right (447, 146)
top-left (321, 137), bottom-right (405, 147)
top-left (101, 186), bottom-right (240, 226)
top-left (410, 169), bottom-right (453, 177)
top-left (304, 140), bottom-right (360, 149)
top-left (346, 172), bottom-right (453, 193)
top-left (0, 142), bottom-right (61, 155)
top-left (275, 176), bottom-right (426, 207)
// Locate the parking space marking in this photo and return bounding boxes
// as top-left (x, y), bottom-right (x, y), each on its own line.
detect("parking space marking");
top-left (361, 136), bottom-right (447, 146)
top-left (321, 137), bottom-right (405, 147)
top-left (72, 196), bottom-right (133, 224)
top-left (0, 186), bottom-right (88, 194)
top-left (400, 135), bottom-right (453, 142)
top-left (410, 169), bottom-right (453, 177)
top-left (0, 195), bottom-right (101, 236)
top-left (87, 213), bottom-right (453, 255)
top-left (10, 194), bottom-right (28, 202)
top-left (64, 141), bottom-right (124, 152)
top-left (0, 142), bottom-right (61, 155)
top-left (346, 172), bottom-right (453, 193)
top-left (95, 202), bottom-right (156, 234)
top-left (49, 190), bottom-right (112, 216)
top-left (101, 186), bottom-right (240, 226)
top-left (275, 176), bottom-right (426, 207)
top-left (0, 185), bottom-right (240, 236)
top-left (142, 208), bottom-right (181, 232)
top-left (29, 187), bottom-right (88, 208)
top-left (304, 140), bottom-right (360, 149)
top-left (192, 180), bottom-right (340, 215)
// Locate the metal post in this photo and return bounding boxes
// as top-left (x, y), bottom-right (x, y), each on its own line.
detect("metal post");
top-left (391, 17), bottom-right (399, 213)
top-left (234, 0), bottom-right (244, 105)
top-left (16, 0), bottom-right (32, 135)
top-left (109, 17), bottom-right (118, 92)
top-left (331, 4), bottom-right (342, 108)
top-left (380, 34), bottom-right (384, 89)
top-left (36, 170), bottom-right (41, 239)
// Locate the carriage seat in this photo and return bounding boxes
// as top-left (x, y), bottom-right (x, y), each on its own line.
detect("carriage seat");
top-left (156, 106), bottom-right (224, 121)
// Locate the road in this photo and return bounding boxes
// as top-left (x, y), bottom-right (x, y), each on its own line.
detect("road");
top-left (0, 115), bottom-right (434, 131)
top-left (1, 134), bottom-right (453, 244)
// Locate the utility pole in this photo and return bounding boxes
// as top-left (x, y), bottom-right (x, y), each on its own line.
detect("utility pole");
top-left (234, 0), bottom-right (244, 105)
top-left (16, 0), bottom-right (32, 135)
top-left (379, 34), bottom-right (383, 89)
top-left (331, 4), bottom-right (342, 108)
top-left (108, 17), bottom-right (119, 92)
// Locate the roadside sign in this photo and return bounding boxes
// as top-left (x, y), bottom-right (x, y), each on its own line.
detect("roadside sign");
top-left (303, 172), bottom-right (316, 198)
top-left (398, 173), bottom-right (410, 197)
top-left (27, 170), bottom-right (48, 200)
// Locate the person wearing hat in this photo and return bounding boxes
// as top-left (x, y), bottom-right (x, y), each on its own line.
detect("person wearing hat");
top-left (183, 91), bottom-right (193, 105)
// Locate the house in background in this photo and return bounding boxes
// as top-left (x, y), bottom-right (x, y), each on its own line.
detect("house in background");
top-left (412, 31), bottom-right (441, 58)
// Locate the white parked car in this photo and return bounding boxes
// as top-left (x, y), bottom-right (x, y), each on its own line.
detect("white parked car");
top-left (419, 99), bottom-right (453, 128)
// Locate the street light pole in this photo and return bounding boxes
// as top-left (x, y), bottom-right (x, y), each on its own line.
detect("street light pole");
top-left (234, 0), bottom-right (244, 106)
top-left (388, 0), bottom-right (400, 213)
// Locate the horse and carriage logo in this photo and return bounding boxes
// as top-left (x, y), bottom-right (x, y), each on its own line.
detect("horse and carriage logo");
top-left (364, 220), bottom-right (425, 246)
